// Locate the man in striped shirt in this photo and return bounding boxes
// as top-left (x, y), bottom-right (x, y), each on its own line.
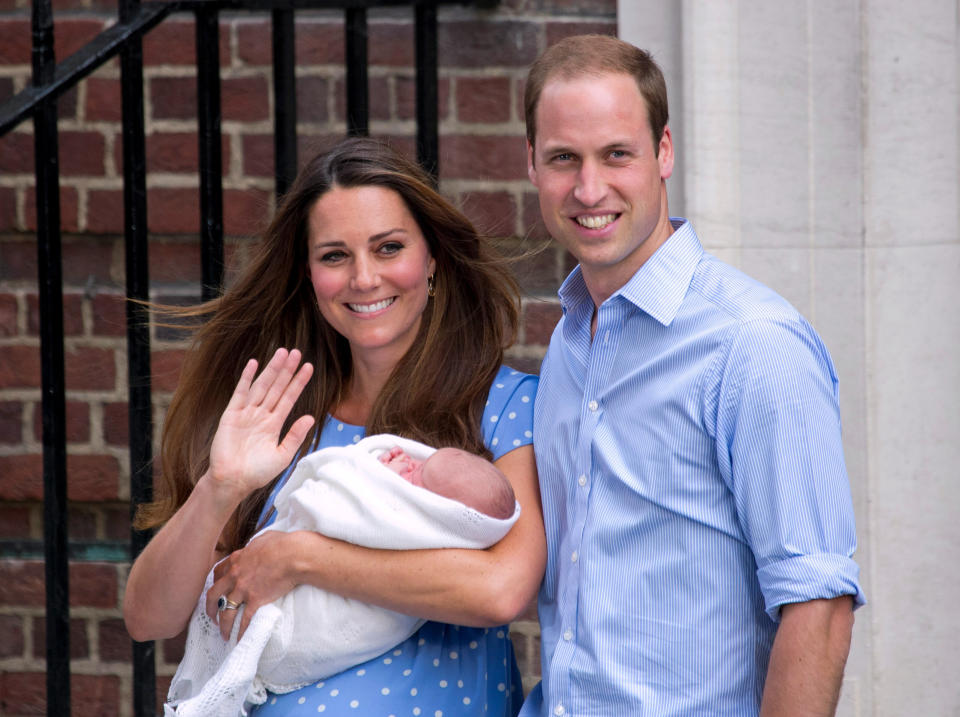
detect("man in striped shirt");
top-left (520, 35), bottom-right (864, 717)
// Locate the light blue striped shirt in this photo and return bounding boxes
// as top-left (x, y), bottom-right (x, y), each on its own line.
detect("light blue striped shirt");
top-left (523, 220), bottom-right (864, 717)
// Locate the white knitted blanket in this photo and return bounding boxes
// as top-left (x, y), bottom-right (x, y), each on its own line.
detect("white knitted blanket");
top-left (164, 434), bottom-right (520, 717)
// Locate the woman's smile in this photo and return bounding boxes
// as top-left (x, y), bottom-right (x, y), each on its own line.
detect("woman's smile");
top-left (347, 297), bottom-right (396, 314)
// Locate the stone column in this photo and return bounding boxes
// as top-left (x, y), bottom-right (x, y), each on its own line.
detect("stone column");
top-left (619, 1), bottom-right (960, 714)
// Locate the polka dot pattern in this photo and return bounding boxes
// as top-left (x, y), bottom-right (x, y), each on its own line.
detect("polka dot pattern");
top-left (250, 366), bottom-right (535, 717)
top-left (480, 367), bottom-right (538, 462)
top-left (251, 619), bottom-right (524, 716)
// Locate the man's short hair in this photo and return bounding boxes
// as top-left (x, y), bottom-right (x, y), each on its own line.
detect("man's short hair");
top-left (524, 34), bottom-right (669, 155)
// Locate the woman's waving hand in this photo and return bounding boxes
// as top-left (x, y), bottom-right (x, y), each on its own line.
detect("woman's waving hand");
top-left (123, 348), bottom-right (314, 641)
top-left (208, 348), bottom-right (315, 497)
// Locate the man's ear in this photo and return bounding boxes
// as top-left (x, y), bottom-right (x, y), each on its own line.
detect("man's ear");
top-left (658, 126), bottom-right (674, 180)
top-left (527, 140), bottom-right (539, 187)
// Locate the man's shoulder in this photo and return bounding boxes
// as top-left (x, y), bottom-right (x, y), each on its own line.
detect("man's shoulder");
top-left (686, 255), bottom-right (836, 391)
top-left (688, 252), bottom-right (802, 326)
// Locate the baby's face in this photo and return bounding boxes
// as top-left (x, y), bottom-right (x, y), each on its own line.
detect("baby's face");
top-left (378, 446), bottom-right (424, 486)
top-left (380, 446), bottom-right (513, 518)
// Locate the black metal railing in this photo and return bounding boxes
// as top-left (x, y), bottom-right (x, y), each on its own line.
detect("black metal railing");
top-left (0, 0), bottom-right (496, 713)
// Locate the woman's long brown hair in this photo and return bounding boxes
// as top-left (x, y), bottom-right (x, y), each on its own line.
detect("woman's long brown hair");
top-left (134, 137), bottom-right (521, 553)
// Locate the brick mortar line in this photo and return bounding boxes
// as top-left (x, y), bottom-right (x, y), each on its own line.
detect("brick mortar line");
top-left (129, 64), bottom-right (532, 80)
top-left (0, 390), bottom-right (44, 404)
top-left (220, 119), bottom-right (276, 134)
top-left (3, 123), bottom-right (529, 139)
top-left (116, 675), bottom-right (135, 717)
top-left (222, 14), bottom-right (239, 66)
top-left (0, 173), bottom-right (279, 191)
top-left (76, 183), bottom-right (89, 230)
top-left (520, 296), bottom-right (561, 306)
top-left (0, 8), bottom-right (611, 20)
top-left (505, 344), bottom-right (549, 359)
top-left (0, 441), bottom-right (132, 458)
top-left (442, 121), bottom-right (527, 135)
top-left (0, 336), bottom-right (39, 347)
top-left (147, 65), bottom-right (273, 80)
top-left (0, 383), bottom-right (133, 400)
top-left (0, 657), bottom-right (139, 674)
top-left (0, 175), bottom-right (130, 188)
top-left (73, 73), bottom-right (90, 124)
top-left (0, 606), bottom-right (128, 619)
top-left (518, 291), bottom-right (562, 303)
top-left (224, 126), bottom-right (246, 184)
top-left (3, 113), bottom-right (527, 136)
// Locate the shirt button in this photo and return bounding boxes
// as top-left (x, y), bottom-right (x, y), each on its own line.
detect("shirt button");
top-left (588, 400), bottom-right (598, 412)
top-left (563, 629), bottom-right (573, 641)
top-left (571, 551), bottom-right (578, 563)
top-left (578, 474), bottom-right (587, 487)
top-left (554, 705), bottom-right (565, 716)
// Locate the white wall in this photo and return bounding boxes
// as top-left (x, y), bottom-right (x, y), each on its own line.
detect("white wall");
top-left (618, 1), bottom-right (960, 715)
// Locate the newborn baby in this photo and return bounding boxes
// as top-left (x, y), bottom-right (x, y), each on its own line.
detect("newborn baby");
top-left (166, 434), bottom-right (520, 717)
top-left (378, 445), bottom-right (516, 519)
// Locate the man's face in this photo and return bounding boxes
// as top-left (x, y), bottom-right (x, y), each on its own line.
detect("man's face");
top-left (527, 72), bottom-right (674, 304)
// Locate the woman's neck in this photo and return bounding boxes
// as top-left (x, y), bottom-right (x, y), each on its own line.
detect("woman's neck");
top-left (333, 352), bottom-right (397, 425)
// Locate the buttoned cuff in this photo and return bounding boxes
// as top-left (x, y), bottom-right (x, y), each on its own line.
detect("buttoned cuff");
top-left (757, 553), bottom-right (866, 622)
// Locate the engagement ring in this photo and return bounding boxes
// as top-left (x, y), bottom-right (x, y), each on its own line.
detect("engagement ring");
top-left (217, 595), bottom-right (241, 611)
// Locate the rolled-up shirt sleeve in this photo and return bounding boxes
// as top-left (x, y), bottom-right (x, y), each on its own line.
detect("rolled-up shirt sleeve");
top-left (716, 316), bottom-right (866, 621)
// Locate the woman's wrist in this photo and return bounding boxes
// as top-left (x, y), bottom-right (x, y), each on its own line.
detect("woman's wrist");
top-left (286, 530), bottom-right (328, 586)
top-left (195, 469), bottom-right (249, 516)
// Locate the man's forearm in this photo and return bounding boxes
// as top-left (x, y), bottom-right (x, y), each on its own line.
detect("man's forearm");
top-left (760, 596), bottom-right (855, 717)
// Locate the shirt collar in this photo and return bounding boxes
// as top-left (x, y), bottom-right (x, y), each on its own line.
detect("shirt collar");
top-left (557, 218), bottom-right (704, 326)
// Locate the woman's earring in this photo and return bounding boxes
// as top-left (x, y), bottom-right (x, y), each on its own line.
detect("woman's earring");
top-left (427, 274), bottom-right (436, 297)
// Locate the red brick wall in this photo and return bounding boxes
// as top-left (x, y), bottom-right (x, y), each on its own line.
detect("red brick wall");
top-left (0, 1), bottom-right (615, 714)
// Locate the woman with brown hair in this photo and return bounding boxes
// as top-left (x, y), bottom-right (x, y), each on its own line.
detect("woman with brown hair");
top-left (123, 137), bottom-right (545, 716)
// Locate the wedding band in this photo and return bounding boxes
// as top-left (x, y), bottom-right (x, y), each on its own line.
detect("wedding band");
top-left (217, 595), bottom-right (241, 611)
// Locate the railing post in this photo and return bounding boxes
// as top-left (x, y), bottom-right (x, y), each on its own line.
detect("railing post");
top-left (415, 2), bottom-right (439, 179)
top-left (345, 7), bottom-right (369, 136)
top-left (31, 0), bottom-right (70, 712)
top-left (119, 0), bottom-right (157, 713)
top-left (272, 8), bottom-right (297, 197)
top-left (196, 5), bottom-right (225, 300)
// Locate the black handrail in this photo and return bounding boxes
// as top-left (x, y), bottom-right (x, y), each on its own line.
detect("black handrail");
top-left (0, 2), bottom-right (175, 136)
top-left (272, 8), bottom-right (298, 197)
top-left (345, 7), bottom-right (369, 136)
top-left (415, 2), bottom-right (439, 179)
top-left (31, 0), bottom-right (71, 713)
top-left (196, 5), bottom-right (226, 299)
top-left (119, 0), bottom-right (157, 708)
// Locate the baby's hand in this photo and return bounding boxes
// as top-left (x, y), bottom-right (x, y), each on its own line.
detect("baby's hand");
top-left (378, 446), bottom-right (406, 466)
top-left (379, 446), bottom-right (424, 485)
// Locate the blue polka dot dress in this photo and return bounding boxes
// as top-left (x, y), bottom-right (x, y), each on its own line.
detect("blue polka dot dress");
top-left (251, 365), bottom-right (538, 717)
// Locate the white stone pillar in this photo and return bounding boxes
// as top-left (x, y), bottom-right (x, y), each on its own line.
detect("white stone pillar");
top-left (862, 1), bottom-right (960, 715)
top-left (618, 0), bottom-right (960, 714)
